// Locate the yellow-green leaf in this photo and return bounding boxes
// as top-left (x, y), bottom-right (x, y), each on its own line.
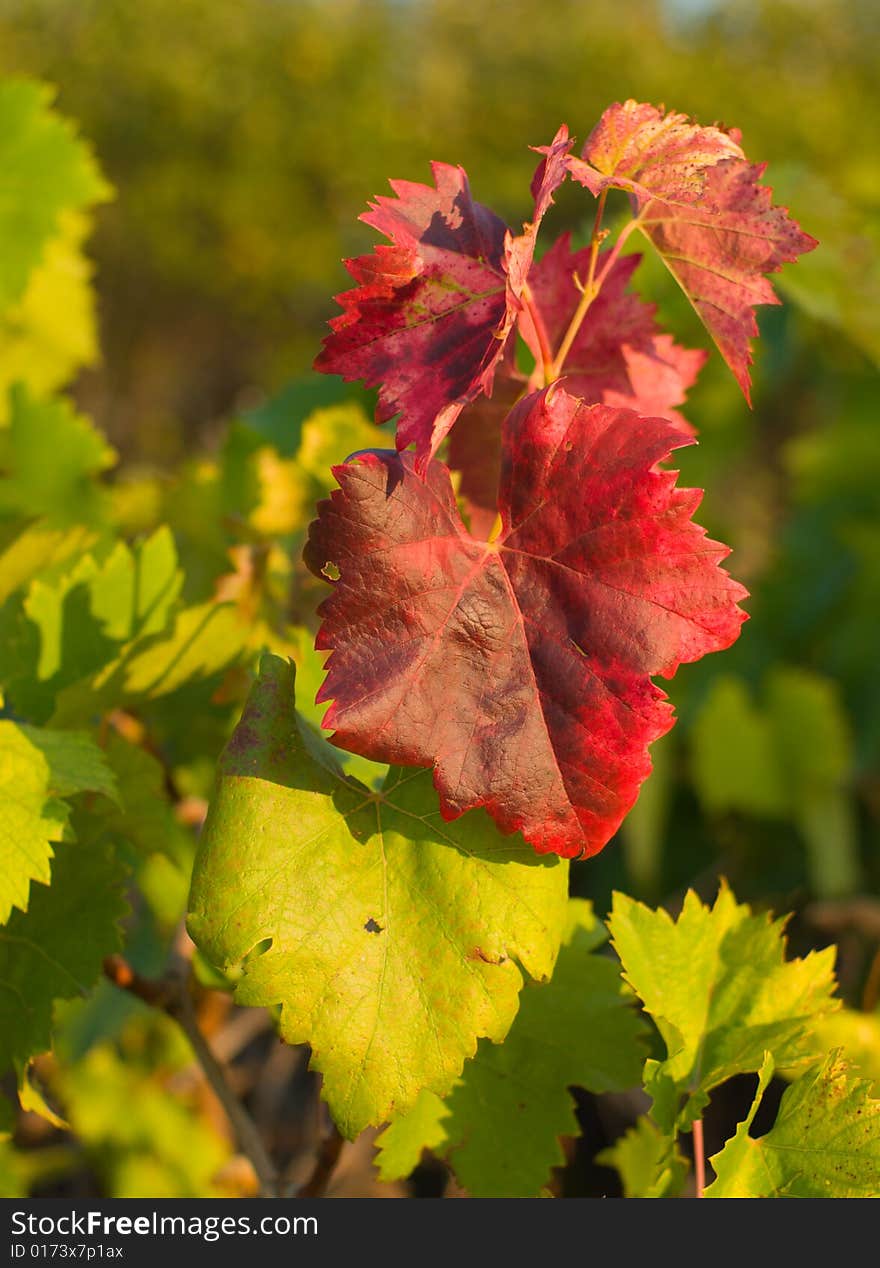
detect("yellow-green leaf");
top-left (609, 883), bottom-right (839, 1130)
top-left (375, 900), bottom-right (646, 1196)
top-left (188, 655), bottom-right (568, 1138)
top-left (707, 1052), bottom-right (880, 1197)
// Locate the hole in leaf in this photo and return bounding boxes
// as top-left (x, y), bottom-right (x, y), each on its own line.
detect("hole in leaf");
top-left (364, 917), bottom-right (383, 934)
top-left (321, 560), bottom-right (340, 581)
top-left (232, 937), bottom-right (273, 978)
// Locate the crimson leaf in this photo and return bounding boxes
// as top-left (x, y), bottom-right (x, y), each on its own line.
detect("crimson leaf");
top-left (315, 132), bottom-right (569, 470)
top-left (505, 124), bottom-right (573, 297)
top-left (567, 100), bottom-right (817, 400)
top-left (305, 386), bottom-right (746, 858)
top-left (448, 236), bottom-right (703, 537)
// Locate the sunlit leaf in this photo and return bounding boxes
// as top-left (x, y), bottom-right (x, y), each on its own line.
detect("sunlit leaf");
top-left (707, 1052), bottom-right (880, 1198)
top-left (597, 1115), bottom-right (687, 1198)
top-left (375, 899), bottom-right (646, 1196)
top-left (568, 100), bottom-right (816, 399)
top-left (306, 388), bottom-right (746, 857)
top-left (609, 883), bottom-right (839, 1130)
top-left (0, 720), bottom-right (117, 923)
top-left (188, 655), bottom-right (568, 1138)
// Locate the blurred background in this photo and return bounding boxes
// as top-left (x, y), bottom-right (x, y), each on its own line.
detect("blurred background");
top-left (1, 0), bottom-right (877, 457)
top-left (1, 0), bottom-right (878, 1198)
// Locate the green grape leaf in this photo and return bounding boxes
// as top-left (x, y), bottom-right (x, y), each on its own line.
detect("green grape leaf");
top-left (0, 78), bottom-right (109, 311)
top-left (0, 520), bottom-right (97, 608)
top-left (23, 553), bottom-right (115, 687)
top-left (19, 724), bottom-right (120, 806)
top-left (51, 599), bottom-right (246, 726)
top-left (98, 732), bottom-right (191, 866)
top-left (0, 523), bottom-right (97, 697)
top-left (0, 721), bottom-right (68, 924)
top-left (16, 1065), bottom-right (68, 1130)
top-left (0, 720), bottom-right (117, 923)
top-left (288, 624), bottom-right (388, 788)
top-left (693, 670), bottom-right (853, 817)
top-left (374, 899), bottom-right (646, 1196)
top-left (7, 556), bottom-right (114, 722)
top-left (0, 386), bottom-right (115, 527)
top-left (88, 731), bottom-right (194, 928)
top-left (807, 1010), bottom-right (880, 1096)
top-left (609, 883), bottom-right (839, 1131)
top-left (691, 671), bottom-right (860, 896)
top-left (596, 1115), bottom-right (688, 1198)
top-left (691, 676), bottom-right (787, 817)
top-left (707, 1052), bottom-right (880, 1197)
top-left (86, 526), bottom-right (182, 643)
top-left (247, 402), bottom-right (390, 538)
top-left (188, 655), bottom-right (568, 1139)
top-left (766, 669), bottom-right (860, 897)
top-left (372, 1090), bottom-right (450, 1185)
top-left (7, 526), bottom-right (184, 720)
top-left (0, 837), bottom-right (127, 1072)
top-left (110, 600), bottom-right (245, 698)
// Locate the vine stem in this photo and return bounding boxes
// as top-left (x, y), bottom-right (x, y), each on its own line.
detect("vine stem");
top-left (520, 281), bottom-right (554, 384)
top-left (103, 953), bottom-right (280, 1198)
top-left (692, 1117), bottom-right (706, 1198)
top-left (548, 197), bottom-right (644, 381)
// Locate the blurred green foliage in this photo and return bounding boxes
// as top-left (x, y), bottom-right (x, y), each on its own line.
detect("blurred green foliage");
top-left (0, 0), bottom-right (878, 1199)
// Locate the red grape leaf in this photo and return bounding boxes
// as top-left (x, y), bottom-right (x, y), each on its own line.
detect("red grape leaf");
top-left (452, 229), bottom-right (702, 538)
top-left (505, 124), bottom-right (574, 297)
top-left (569, 100), bottom-right (744, 202)
top-left (567, 101), bottom-right (817, 401)
top-left (531, 125), bottom-right (576, 220)
top-left (305, 387), bottom-right (747, 858)
top-left (519, 234), bottom-right (705, 432)
top-left (445, 131), bottom-right (574, 536)
top-left (316, 135), bottom-right (570, 471)
top-left (314, 164), bottom-right (510, 470)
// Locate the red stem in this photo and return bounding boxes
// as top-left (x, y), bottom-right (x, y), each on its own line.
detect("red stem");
top-left (693, 1117), bottom-right (706, 1198)
top-left (520, 282), bottom-right (554, 384)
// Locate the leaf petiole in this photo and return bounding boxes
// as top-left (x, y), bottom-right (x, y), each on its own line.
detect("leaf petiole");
top-left (548, 200), bottom-right (644, 381)
top-left (548, 189), bottom-right (607, 379)
top-left (520, 281), bottom-right (555, 384)
top-left (692, 1117), bottom-right (706, 1198)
